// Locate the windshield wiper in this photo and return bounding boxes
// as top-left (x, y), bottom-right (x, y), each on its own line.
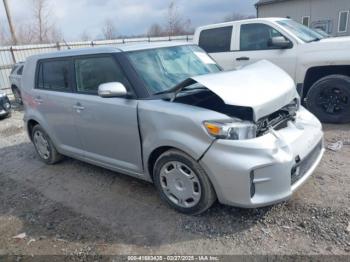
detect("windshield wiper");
top-left (308, 37), bottom-right (321, 43)
top-left (153, 78), bottom-right (197, 96)
top-left (153, 89), bottom-right (174, 95)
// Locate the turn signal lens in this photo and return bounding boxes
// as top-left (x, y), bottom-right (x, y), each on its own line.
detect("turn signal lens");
top-left (204, 122), bottom-right (221, 136)
top-left (203, 120), bottom-right (257, 140)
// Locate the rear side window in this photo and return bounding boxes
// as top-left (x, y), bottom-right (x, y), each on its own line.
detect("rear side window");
top-left (17, 66), bottom-right (24, 75)
top-left (74, 56), bottom-right (130, 94)
top-left (198, 26), bottom-right (232, 53)
top-left (37, 60), bottom-right (72, 91)
top-left (240, 23), bottom-right (283, 51)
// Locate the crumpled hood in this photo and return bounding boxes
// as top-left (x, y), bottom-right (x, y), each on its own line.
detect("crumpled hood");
top-left (191, 60), bottom-right (298, 121)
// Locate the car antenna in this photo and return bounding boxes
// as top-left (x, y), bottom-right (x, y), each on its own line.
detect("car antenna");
top-left (62, 39), bottom-right (71, 49)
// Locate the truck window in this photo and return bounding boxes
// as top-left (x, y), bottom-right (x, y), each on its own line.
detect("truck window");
top-left (240, 23), bottom-right (283, 51)
top-left (37, 60), bottom-right (72, 91)
top-left (199, 26), bottom-right (232, 53)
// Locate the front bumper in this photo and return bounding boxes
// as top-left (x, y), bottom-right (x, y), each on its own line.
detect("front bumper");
top-left (200, 107), bottom-right (324, 208)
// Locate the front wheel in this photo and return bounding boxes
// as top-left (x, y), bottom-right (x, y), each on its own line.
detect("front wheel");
top-left (153, 149), bottom-right (216, 215)
top-left (306, 75), bottom-right (350, 123)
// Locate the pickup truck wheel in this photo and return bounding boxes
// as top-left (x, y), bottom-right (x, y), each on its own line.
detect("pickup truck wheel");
top-left (32, 125), bottom-right (63, 164)
top-left (306, 75), bottom-right (350, 123)
top-left (12, 86), bottom-right (23, 105)
top-left (153, 149), bottom-right (216, 215)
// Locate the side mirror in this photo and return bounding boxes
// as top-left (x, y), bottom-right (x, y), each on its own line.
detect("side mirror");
top-left (270, 36), bottom-right (293, 49)
top-left (98, 82), bottom-right (128, 98)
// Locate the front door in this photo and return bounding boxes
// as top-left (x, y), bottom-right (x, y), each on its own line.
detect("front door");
top-left (232, 22), bottom-right (297, 79)
top-left (72, 55), bottom-right (143, 174)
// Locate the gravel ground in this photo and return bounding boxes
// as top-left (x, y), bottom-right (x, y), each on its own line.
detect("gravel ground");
top-left (0, 107), bottom-right (349, 256)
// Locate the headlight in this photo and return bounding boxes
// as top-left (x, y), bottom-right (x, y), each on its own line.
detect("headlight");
top-left (285, 98), bottom-right (300, 116)
top-left (203, 120), bottom-right (257, 140)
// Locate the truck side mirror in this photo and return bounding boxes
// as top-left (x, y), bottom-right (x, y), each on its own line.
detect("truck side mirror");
top-left (270, 36), bottom-right (293, 49)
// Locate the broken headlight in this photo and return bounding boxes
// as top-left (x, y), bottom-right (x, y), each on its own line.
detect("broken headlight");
top-left (203, 120), bottom-right (257, 140)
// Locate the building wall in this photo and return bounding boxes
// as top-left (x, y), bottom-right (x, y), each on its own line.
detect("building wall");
top-left (257, 0), bottom-right (350, 36)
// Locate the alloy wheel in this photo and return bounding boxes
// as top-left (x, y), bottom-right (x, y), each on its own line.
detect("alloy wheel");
top-left (317, 87), bottom-right (348, 115)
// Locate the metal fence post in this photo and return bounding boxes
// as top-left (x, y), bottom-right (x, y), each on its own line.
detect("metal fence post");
top-left (56, 42), bottom-right (61, 51)
top-left (10, 46), bottom-right (16, 64)
top-left (91, 41), bottom-right (94, 47)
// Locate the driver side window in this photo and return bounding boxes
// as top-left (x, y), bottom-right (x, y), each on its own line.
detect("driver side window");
top-left (240, 23), bottom-right (283, 51)
top-left (75, 56), bottom-right (130, 94)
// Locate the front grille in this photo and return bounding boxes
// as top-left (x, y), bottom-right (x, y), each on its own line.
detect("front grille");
top-left (291, 141), bottom-right (323, 185)
top-left (256, 99), bottom-right (298, 137)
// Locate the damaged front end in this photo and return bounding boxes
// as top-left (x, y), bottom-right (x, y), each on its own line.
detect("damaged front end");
top-left (168, 60), bottom-right (300, 140)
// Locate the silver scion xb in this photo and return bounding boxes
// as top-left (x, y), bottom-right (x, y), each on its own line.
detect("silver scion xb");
top-left (21, 42), bottom-right (324, 214)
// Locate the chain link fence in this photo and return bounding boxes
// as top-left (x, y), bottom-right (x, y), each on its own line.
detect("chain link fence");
top-left (0, 35), bottom-right (193, 97)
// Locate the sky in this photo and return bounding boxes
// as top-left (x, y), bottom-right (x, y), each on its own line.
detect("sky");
top-left (0, 0), bottom-right (257, 41)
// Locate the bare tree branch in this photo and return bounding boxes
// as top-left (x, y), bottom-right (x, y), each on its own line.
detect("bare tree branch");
top-left (80, 30), bottom-right (91, 41)
top-left (165, 1), bottom-right (192, 36)
top-left (147, 23), bottom-right (164, 37)
top-left (31, 0), bottom-right (63, 43)
top-left (0, 25), bottom-right (9, 45)
top-left (102, 19), bottom-right (118, 40)
top-left (222, 13), bottom-right (256, 22)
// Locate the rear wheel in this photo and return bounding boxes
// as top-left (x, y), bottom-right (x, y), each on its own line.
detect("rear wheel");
top-left (306, 75), bottom-right (350, 123)
top-left (153, 149), bottom-right (216, 215)
top-left (32, 125), bottom-right (63, 164)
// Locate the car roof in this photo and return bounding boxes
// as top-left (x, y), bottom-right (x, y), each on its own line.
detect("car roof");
top-left (28, 41), bottom-right (191, 60)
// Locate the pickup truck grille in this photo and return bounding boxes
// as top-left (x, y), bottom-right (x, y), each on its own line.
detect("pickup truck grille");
top-left (291, 141), bottom-right (323, 185)
top-left (256, 99), bottom-right (298, 137)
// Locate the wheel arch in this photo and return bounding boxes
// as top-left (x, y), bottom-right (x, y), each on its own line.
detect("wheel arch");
top-left (11, 84), bottom-right (19, 92)
top-left (147, 146), bottom-right (187, 182)
top-left (27, 119), bottom-right (40, 141)
top-left (303, 65), bottom-right (350, 98)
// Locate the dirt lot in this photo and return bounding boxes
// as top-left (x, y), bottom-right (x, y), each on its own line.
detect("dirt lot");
top-left (0, 107), bottom-right (349, 256)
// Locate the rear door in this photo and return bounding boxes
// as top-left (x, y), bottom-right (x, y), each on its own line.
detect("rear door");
top-left (71, 54), bottom-right (143, 174)
top-left (34, 59), bottom-right (82, 154)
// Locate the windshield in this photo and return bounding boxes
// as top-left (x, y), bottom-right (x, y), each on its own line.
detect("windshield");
top-left (277, 19), bottom-right (325, 42)
top-left (126, 45), bottom-right (220, 94)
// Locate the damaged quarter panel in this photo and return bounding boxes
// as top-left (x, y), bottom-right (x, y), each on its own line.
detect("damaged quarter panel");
top-left (138, 99), bottom-right (232, 179)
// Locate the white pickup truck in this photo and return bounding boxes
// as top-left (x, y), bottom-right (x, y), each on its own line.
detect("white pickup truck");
top-left (194, 18), bottom-right (350, 123)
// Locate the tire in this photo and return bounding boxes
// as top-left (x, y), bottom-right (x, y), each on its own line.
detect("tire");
top-left (306, 75), bottom-right (350, 123)
top-left (12, 86), bottom-right (23, 105)
top-left (153, 149), bottom-right (216, 215)
top-left (31, 125), bottom-right (63, 164)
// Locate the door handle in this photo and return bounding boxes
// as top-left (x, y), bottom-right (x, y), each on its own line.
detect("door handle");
top-left (34, 96), bottom-right (43, 104)
top-left (236, 57), bottom-right (250, 61)
top-left (73, 103), bottom-right (85, 112)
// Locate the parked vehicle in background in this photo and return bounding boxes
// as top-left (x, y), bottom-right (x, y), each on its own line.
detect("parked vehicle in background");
top-left (194, 18), bottom-right (350, 123)
top-left (22, 43), bottom-right (324, 214)
top-left (0, 92), bottom-right (11, 119)
top-left (9, 62), bottom-right (25, 104)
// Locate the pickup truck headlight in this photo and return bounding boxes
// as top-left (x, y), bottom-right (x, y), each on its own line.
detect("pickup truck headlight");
top-left (204, 120), bottom-right (257, 140)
